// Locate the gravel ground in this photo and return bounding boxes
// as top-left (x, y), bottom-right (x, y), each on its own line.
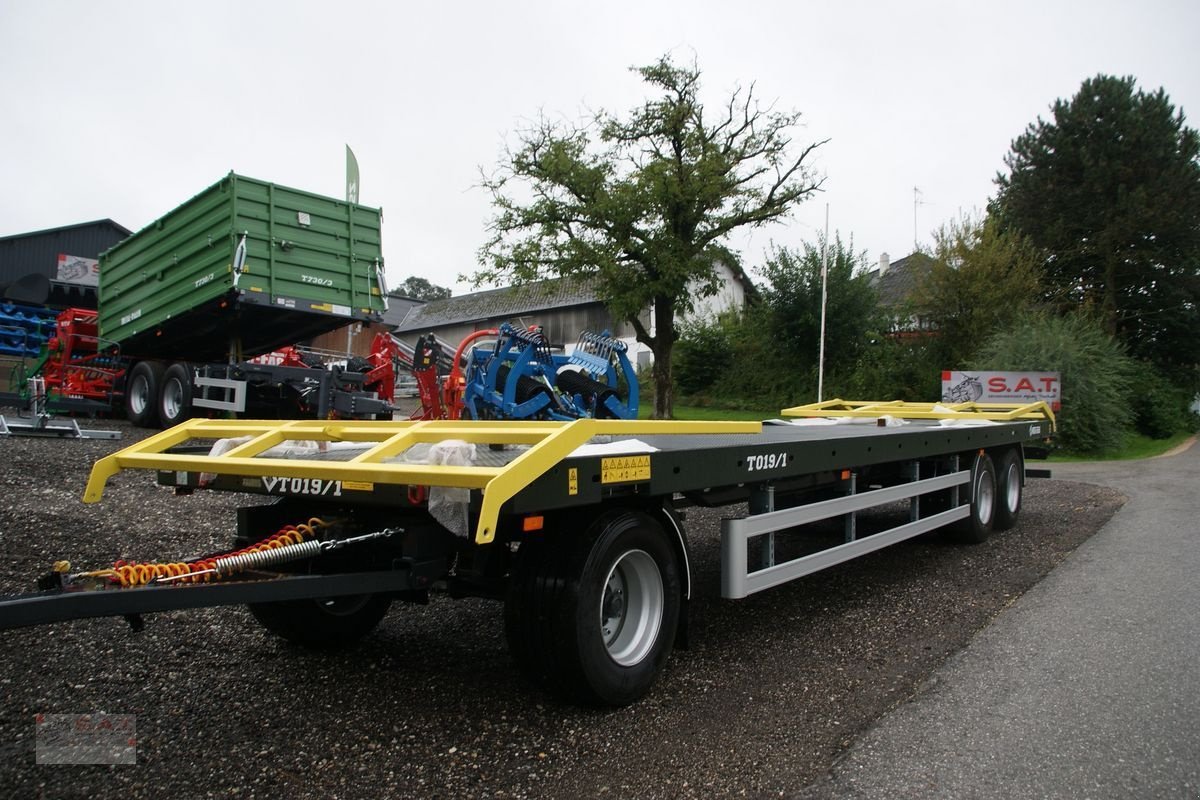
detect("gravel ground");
top-left (0, 418), bottom-right (1123, 799)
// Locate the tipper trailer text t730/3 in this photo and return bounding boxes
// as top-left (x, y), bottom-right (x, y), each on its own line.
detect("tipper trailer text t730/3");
top-left (0, 400), bottom-right (1054, 706)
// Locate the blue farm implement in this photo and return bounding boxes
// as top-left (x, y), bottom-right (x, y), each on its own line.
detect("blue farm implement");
top-left (452, 324), bottom-right (638, 421)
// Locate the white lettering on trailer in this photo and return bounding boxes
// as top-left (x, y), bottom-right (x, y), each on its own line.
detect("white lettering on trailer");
top-left (194, 273), bottom-right (215, 288)
top-left (120, 309), bottom-right (142, 326)
top-left (300, 274), bottom-right (334, 287)
top-left (746, 452), bottom-right (788, 472)
top-left (260, 476), bottom-right (343, 497)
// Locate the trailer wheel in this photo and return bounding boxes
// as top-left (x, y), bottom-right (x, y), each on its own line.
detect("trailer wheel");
top-left (124, 361), bottom-right (164, 428)
top-left (248, 594), bottom-right (392, 649)
top-left (951, 452), bottom-right (997, 544)
top-left (993, 448), bottom-right (1023, 531)
top-left (159, 363), bottom-right (194, 427)
top-left (505, 510), bottom-right (682, 707)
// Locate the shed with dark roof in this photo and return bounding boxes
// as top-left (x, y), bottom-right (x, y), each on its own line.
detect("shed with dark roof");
top-left (0, 219), bottom-right (131, 309)
top-left (395, 276), bottom-right (640, 357)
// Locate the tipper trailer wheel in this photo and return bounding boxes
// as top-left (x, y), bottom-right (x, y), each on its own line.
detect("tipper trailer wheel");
top-left (993, 448), bottom-right (1023, 531)
top-left (124, 361), bottom-right (165, 428)
top-left (159, 363), bottom-right (194, 428)
top-left (505, 510), bottom-right (682, 707)
top-left (248, 594), bottom-right (392, 649)
top-left (951, 452), bottom-right (998, 544)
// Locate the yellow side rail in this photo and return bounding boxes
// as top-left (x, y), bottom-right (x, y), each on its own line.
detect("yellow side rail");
top-left (781, 399), bottom-right (1056, 430)
top-left (83, 417), bottom-right (760, 544)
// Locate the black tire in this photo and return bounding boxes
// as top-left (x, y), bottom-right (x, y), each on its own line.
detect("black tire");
top-left (950, 452), bottom-right (997, 544)
top-left (248, 594), bottom-right (392, 649)
top-left (159, 363), bottom-right (194, 428)
top-left (124, 361), bottom-right (165, 428)
top-left (993, 448), bottom-right (1023, 531)
top-left (505, 510), bottom-right (682, 707)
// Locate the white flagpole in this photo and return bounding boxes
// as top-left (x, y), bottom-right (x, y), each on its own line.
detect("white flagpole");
top-left (818, 204), bottom-right (829, 403)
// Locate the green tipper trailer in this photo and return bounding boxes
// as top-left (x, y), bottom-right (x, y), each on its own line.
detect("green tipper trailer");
top-left (99, 172), bottom-right (386, 362)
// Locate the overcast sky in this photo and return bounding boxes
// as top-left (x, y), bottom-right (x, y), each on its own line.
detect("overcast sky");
top-left (2, 0), bottom-right (1197, 294)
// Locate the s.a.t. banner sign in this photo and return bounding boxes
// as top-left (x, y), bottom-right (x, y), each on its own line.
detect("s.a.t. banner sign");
top-left (941, 370), bottom-right (1061, 412)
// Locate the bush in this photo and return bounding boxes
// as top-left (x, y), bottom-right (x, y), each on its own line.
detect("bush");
top-left (673, 319), bottom-right (735, 395)
top-left (970, 312), bottom-right (1135, 453)
top-left (1128, 362), bottom-right (1194, 439)
top-left (842, 330), bottom-right (943, 402)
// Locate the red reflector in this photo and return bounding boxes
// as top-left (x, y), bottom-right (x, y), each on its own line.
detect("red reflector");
top-left (523, 516), bottom-right (544, 532)
top-left (840, 470), bottom-right (851, 480)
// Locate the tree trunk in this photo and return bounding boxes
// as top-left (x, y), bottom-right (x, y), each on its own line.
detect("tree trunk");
top-left (1102, 250), bottom-right (1119, 336)
top-left (652, 295), bottom-right (677, 419)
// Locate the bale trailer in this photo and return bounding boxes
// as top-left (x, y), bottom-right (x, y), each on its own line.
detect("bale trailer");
top-left (0, 400), bottom-right (1054, 706)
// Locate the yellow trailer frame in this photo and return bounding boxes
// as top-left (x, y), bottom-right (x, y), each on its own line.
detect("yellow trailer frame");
top-left (83, 417), bottom-right (761, 544)
top-left (782, 399), bottom-right (1057, 426)
top-left (82, 402), bottom-right (1054, 546)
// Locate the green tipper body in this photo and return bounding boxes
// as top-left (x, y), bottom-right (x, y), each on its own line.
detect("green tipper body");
top-left (99, 173), bottom-right (386, 361)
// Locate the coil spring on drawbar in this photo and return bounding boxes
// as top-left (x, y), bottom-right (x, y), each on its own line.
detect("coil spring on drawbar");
top-left (99, 518), bottom-right (330, 587)
top-left (212, 538), bottom-right (324, 577)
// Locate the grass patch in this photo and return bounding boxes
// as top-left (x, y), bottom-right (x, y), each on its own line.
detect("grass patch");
top-left (1048, 431), bottom-right (1194, 462)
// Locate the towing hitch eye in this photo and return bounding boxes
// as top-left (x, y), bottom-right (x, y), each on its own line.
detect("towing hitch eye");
top-left (153, 527), bottom-right (402, 583)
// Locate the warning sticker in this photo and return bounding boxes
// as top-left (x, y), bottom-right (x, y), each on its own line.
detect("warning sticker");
top-left (601, 456), bottom-right (651, 484)
top-left (568, 468), bottom-right (579, 496)
top-left (342, 481), bottom-right (374, 492)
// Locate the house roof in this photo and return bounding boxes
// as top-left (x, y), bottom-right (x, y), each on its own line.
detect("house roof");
top-left (395, 276), bottom-right (602, 332)
top-left (381, 294), bottom-right (425, 328)
top-left (0, 218), bottom-right (132, 242)
top-left (867, 252), bottom-right (935, 309)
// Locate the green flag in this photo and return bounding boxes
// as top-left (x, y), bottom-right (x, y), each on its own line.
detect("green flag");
top-left (346, 145), bottom-right (360, 204)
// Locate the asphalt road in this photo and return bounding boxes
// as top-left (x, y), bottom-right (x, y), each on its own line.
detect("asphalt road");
top-left (802, 438), bottom-right (1200, 799)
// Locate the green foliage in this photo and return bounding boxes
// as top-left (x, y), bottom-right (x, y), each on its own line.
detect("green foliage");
top-left (674, 316), bottom-right (734, 395)
top-left (843, 331), bottom-right (943, 402)
top-left (671, 237), bottom-right (951, 410)
top-left (1127, 362), bottom-right (1195, 438)
top-left (908, 215), bottom-right (1043, 368)
top-left (474, 53), bottom-right (825, 417)
top-left (759, 237), bottom-right (881, 378)
top-left (970, 312), bottom-right (1136, 453)
top-left (397, 276), bottom-right (451, 301)
top-left (712, 307), bottom-right (811, 409)
top-left (672, 236), bottom-right (912, 410)
top-left (991, 74), bottom-right (1200, 383)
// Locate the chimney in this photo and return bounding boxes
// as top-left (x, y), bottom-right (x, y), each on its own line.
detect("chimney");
top-left (879, 252), bottom-right (890, 277)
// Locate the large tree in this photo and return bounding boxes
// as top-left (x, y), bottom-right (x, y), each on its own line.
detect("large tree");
top-left (908, 215), bottom-right (1043, 368)
top-left (397, 275), bottom-right (451, 301)
top-left (474, 55), bottom-right (825, 417)
top-left (991, 74), bottom-right (1200, 382)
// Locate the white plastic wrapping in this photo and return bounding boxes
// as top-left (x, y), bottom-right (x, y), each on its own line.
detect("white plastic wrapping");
top-left (422, 439), bottom-right (478, 537)
top-left (201, 437), bottom-right (328, 486)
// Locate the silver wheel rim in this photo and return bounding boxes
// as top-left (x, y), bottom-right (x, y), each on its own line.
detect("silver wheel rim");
top-left (162, 378), bottom-right (184, 421)
top-left (600, 549), bottom-right (663, 667)
top-left (1005, 462), bottom-right (1021, 512)
top-left (976, 467), bottom-right (995, 525)
top-left (129, 375), bottom-right (150, 415)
